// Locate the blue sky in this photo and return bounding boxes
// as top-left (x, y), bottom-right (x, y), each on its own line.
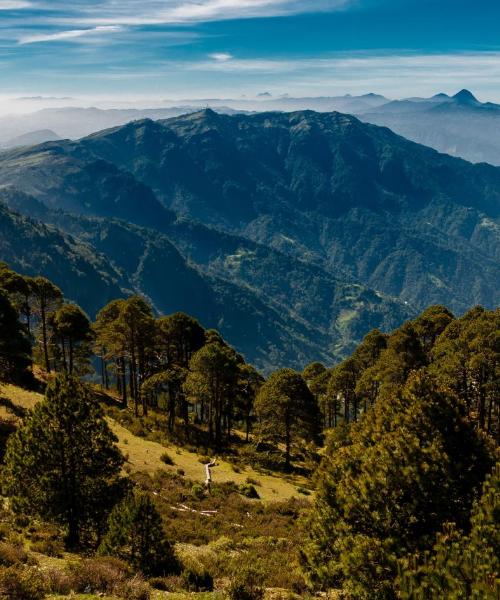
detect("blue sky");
top-left (1, 0), bottom-right (500, 105)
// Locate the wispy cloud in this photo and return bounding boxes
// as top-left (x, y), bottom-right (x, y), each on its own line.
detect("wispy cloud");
top-left (14, 0), bottom-right (353, 27)
top-left (192, 51), bottom-right (500, 75)
top-left (0, 0), bottom-right (33, 8)
top-left (18, 25), bottom-right (122, 44)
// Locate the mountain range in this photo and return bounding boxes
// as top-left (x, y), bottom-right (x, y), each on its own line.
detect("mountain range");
top-left (2, 89), bottom-right (499, 166)
top-left (359, 89), bottom-right (500, 165)
top-left (0, 109), bottom-right (498, 371)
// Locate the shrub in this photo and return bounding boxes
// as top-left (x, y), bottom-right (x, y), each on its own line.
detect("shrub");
top-left (114, 574), bottom-right (151, 600)
top-left (246, 476), bottom-right (261, 487)
top-left (42, 567), bottom-right (72, 595)
top-left (30, 538), bottom-right (64, 557)
top-left (181, 566), bottom-right (214, 592)
top-left (191, 483), bottom-right (206, 499)
top-left (160, 452), bottom-right (174, 466)
top-left (0, 542), bottom-right (28, 566)
top-left (68, 556), bottom-right (129, 593)
top-left (0, 566), bottom-right (46, 600)
top-left (296, 487), bottom-right (311, 496)
top-left (179, 553), bottom-right (214, 592)
top-left (227, 565), bottom-right (265, 600)
top-left (238, 483), bottom-right (260, 499)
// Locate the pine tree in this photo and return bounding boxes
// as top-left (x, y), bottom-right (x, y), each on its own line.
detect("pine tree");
top-left (184, 341), bottom-right (240, 447)
top-left (52, 303), bottom-right (93, 374)
top-left (254, 368), bottom-right (320, 469)
top-left (2, 374), bottom-right (125, 547)
top-left (398, 462), bottom-right (499, 599)
top-left (99, 491), bottom-right (177, 576)
top-left (31, 276), bottom-right (63, 372)
top-left (0, 289), bottom-right (32, 385)
top-left (302, 372), bottom-right (495, 599)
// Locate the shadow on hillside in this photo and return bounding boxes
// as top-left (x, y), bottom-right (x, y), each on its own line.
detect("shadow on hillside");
top-left (0, 396), bottom-right (27, 418)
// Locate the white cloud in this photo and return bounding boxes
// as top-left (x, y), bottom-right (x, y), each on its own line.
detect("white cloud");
top-left (0, 0), bottom-right (32, 8)
top-left (18, 25), bottom-right (122, 44)
top-left (209, 53), bottom-right (233, 62)
top-left (25, 0), bottom-right (353, 27)
top-left (182, 52), bottom-right (500, 77)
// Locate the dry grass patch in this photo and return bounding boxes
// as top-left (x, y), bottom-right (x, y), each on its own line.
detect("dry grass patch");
top-left (109, 420), bottom-right (306, 502)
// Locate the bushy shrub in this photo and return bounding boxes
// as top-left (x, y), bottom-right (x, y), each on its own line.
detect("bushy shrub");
top-left (42, 567), bottom-right (72, 595)
top-left (114, 574), bottom-right (151, 600)
top-left (246, 476), bottom-right (261, 487)
top-left (181, 567), bottom-right (214, 592)
top-left (30, 537), bottom-right (64, 557)
top-left (0, 542), bottom-right (29, 566)
top-left (179, 553), bottom-right (214, 592)
top-left (67, 556), bottom-right (129, 594)
top-left (0, 566), bottom-right (46, 600)
top-left (226, 565), bottom-right (264, 600)
top-left (191, 483), bottom-right (206, 499)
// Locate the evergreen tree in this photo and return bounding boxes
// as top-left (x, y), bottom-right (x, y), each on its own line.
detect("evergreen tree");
top-left (142, 365), bottom-right (188, 432)
top-left (411, 305), bottom-right (455, 358)
top-left (430, 307), bottom-right (499, 438)
top-left (398, 462), bottom-right (499, 599)
top-left (236, 363), bottom-right (264, 442)
top-left (52, 303), bottom-right (93, 374)
top-left (0, 289), bottom-right (32, 385)
top-left (31, 276), bottom-right (63, 372)
top-left (2, 374), bottom-right (125, 547)
top-left (254, 368), bottom-right (320, 469)
top-left (184, 341), bottom-right (240, 447)
top-left (302, 373), bottom-right (495, 599)
top-left (156, 312), bottom-right (205, 368)
top-left (303, 362), bottom-right (327, 382)
top-left (0, 263), bottom-right (34, 336)
top-left (99, 491), bottom-right (177, 576)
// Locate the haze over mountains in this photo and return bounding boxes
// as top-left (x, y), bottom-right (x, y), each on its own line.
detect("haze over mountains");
top-left (1, 89), bottom-right (499, 165)
top-left (0, 108), bottom-right (498, 370)
top-left (360, 89), bottom-right (500, 166)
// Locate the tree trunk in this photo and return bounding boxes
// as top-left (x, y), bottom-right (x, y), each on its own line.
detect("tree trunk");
top-left (41, 302), bottom-right (51, 373)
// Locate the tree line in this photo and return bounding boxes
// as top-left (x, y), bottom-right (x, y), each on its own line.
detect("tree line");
top-left (0, 262), bottom-right (498, 596)
top-left (301, 304), bottom-right (499, 599)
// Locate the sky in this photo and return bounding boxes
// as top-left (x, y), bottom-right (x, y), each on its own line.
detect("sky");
top-left (0, 0), bottom-right (500, 109)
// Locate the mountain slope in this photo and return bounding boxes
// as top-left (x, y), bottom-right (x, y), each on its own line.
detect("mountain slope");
top-left (1, 187), bottom-right (411, 370)
top-left (0, 196), bottom-right (125, 314)
top-left (359, 90), bottom-right (500, 165)
top-left (0, 109), bottom-right (497, 368)
top-left (72, 110), bottom-right (500, 312)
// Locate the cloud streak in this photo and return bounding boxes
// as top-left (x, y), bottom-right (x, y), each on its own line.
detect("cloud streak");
top-left (12, 0), bottom-right (353, 27)
top-left (18, 25), bottom-right (122, 44)
top-left (0, 1), bottom-right (33, 8)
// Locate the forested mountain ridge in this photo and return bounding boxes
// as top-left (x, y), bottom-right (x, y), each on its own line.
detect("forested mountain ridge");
top-left (0, 188), bottom-right (410, 370)
top-left (1, 109), bottom-right (495, 312)
top-left (0, 109), bottom-right (498, 368)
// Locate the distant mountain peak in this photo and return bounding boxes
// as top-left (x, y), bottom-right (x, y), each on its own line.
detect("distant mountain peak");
top-left (453, 89), bottom-right (478, 104)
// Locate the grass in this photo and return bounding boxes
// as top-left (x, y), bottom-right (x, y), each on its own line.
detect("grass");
top-left (0, 383), bottom-right (309, 502)
top-left (111, 420), bottom-right (305, 503)
top-left (0, 381), bottom-right (318, 595)
top-left (0, 383), bottom-right (43, 420)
